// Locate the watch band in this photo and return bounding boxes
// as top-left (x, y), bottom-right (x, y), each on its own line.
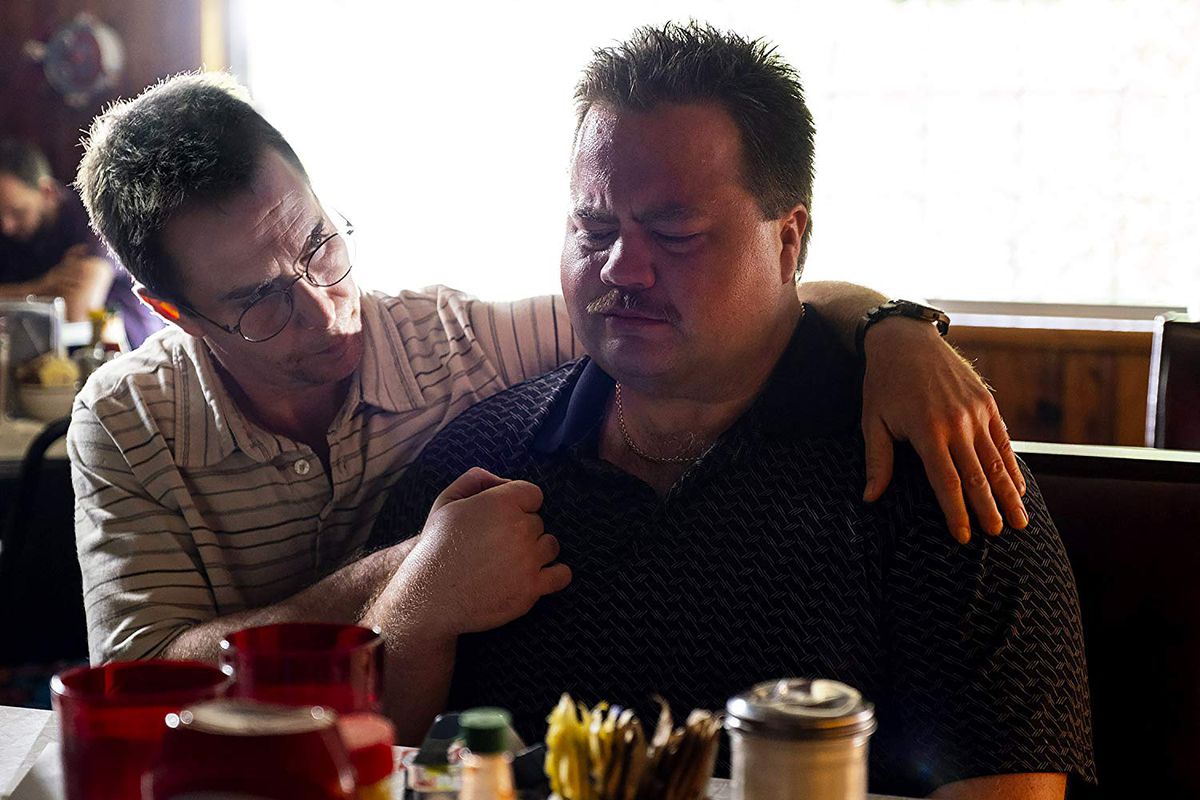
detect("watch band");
top-left (855, 300), bottom-right (951, 357)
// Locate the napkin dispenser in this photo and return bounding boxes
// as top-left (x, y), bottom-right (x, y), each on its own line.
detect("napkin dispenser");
top-left (0, 298), bottom-right (65, 417)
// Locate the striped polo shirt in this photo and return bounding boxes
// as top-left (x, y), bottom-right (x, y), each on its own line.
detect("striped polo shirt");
top-left (68, 287), bottom-right (578, 664)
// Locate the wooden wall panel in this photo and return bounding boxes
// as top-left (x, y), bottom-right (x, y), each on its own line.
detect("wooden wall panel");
top-left (0, 1), bottom-right (202, 183)
top-left (1062, 355), bottom-right (1114, 444)
top-left (985, 349), bottom-right (1064, 443)
top-left (1114, 353), bottom-right (1152, 445)
top-left (949, 326), bottom-right (1153, 447)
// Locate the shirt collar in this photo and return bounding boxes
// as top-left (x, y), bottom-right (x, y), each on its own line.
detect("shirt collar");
top-left (171, 291), bottom-right (414, 469)
top-left (172, 333), bottom-right (269, 468)
top-left (356, 291), bottom-right (420, 414)
top-left (531, 358), bottom-right (612, 455)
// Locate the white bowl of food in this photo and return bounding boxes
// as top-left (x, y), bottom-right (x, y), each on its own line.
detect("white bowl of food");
top-left (17, 382), bottom-right (78, 421)
top-left (14, 353), bottom-right (80, 422)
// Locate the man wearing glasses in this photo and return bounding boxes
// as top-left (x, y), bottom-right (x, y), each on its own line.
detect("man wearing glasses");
top-left (166, 210), bottom-right (356, 345)
top-left (70, 74), bottom-right (1026, 667)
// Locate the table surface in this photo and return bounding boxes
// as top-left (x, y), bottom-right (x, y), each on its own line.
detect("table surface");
top-left (0, 418), bottom-right (67, 481)
top-left (0, 706), bottom-right (914, 800)
top-left (0, 707), bottom-right (58, 798)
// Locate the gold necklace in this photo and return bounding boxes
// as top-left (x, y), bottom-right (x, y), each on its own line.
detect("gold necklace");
top-left (614, 383), bottom-right (705, 465)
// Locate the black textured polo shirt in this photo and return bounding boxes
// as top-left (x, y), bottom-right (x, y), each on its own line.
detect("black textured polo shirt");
top-left (371, 310), bottom-right (1095, 795)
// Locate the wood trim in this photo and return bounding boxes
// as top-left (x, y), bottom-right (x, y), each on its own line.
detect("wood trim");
top-left (1015, 440), bottom-right (1200, 482)
top-left (949, 326), bottom-right (1152, 354)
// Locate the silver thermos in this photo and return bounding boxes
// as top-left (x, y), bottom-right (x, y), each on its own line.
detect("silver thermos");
top-left (726, 678), bottom-right (877, 800)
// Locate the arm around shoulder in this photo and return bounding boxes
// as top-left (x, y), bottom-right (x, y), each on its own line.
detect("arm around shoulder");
top-left (794, 279), bottom-right (887, 353)
top-left (795, 279), bottom-right (1029, 541)
top-left (468, 293), bottom-right (579, 387)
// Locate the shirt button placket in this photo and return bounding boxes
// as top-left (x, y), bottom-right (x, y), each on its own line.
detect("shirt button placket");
top-left (289, 455), bottom-right (322, 571)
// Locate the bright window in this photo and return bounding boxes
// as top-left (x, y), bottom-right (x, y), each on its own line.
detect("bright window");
top-left (229, 0), bottom-right (1200, 310)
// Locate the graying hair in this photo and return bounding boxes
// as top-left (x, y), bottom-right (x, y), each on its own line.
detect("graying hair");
top-left (76, 72), bottom-right (308, 300)
top-left (575, 22), bottom-right (816, 268)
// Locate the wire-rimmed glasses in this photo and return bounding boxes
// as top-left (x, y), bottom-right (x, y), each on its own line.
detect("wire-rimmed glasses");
top-left (180, 212), bottom-right (356, 343)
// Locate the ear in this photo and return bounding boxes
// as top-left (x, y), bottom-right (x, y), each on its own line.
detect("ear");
top-left (777, 204), bottom-right (808, 284)
top-left (136, 285), bottom-right (203, 337)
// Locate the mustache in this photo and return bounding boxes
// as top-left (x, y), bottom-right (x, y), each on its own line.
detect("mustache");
top-left (585, 289), bottom-right (680, 324)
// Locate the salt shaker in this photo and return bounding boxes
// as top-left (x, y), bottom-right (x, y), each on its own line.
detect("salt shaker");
top-left (726, 678), bottom-right (876, 800)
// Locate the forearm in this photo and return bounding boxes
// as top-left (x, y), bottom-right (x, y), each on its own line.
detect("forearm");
top-left (161, 538), bottom-right (417, 663)
top-left (932, 772), bottom-right (1066, 799)
top-left (361, 565), bottom-right (459, 744)
top-left (372, 617), bottom-right (457, 745)
top-left (0, 257), bottom-right (113, 321)
top-left (0, 280), bottom-right (43, 301)
top-left (795, 280), bottom-right (888, 353)
top-left (51, 256), bottom-right (114, 321)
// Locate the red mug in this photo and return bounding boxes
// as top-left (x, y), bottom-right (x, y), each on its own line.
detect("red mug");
top-left (144, 699), bottom-right (357, 799)
top-left (219, 622), bottom-right (384, 713)
top-left (50, 660), bottom-right (230, 800)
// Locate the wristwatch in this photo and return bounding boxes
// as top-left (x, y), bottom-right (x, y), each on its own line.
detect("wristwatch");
top-left (855, 300), bottom-right (951, 357)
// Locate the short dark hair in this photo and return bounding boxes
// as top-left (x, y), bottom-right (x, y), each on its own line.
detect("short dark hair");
top-left (575, 22), bottom-right (816, 267)
top-left (0, 138), bottom-right (53, 188)
top-left (75, 72), bottom-right (309, 300)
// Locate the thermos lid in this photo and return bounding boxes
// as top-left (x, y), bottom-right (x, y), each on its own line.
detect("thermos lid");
top-left (725, 679), bottom-right (877, 740)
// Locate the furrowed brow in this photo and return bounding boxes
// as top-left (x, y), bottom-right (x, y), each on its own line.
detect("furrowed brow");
top-left (572, 206), bottom-right (618, 224)
top-left (216, 218), bottom-right (325, 303)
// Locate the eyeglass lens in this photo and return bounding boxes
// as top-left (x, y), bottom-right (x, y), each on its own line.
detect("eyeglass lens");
top-left (238, 228), bottom-right (355, 342)
top-left (305, 232), bottom-right (353, 287)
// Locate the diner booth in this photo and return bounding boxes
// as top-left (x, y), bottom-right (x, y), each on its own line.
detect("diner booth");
top-left (2, 2), bottom-right (1199, 798)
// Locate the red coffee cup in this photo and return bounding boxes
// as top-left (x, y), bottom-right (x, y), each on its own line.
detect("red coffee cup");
top-left (50, 660), bottom-right (230, 800)
top-left (144, 699), bottom-right (357, 800)
top-left (219, 622), bottom-right (384, 713)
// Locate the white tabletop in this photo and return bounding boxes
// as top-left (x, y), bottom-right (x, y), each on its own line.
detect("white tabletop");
top-left (0, 708), bottom-right (58, 799)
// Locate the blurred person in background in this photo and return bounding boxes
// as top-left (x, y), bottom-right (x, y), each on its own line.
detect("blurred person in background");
top-left (0, 137), bottom-right (162, 347)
